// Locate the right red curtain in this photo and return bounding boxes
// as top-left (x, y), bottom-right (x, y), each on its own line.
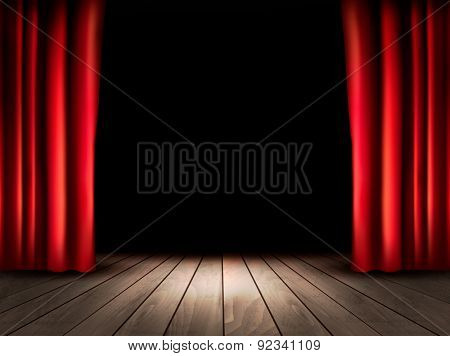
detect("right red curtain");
top-left (342, 0), bottom-right (450, 271)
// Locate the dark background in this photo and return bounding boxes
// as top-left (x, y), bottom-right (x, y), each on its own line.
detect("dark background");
top-left (95, 0), bottom-right (351, 253)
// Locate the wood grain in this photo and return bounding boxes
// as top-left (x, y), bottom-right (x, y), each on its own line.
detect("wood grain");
top-left (166, 256), bottom-right (223, 335)
top-left (0, 254), bottom-right (129, 313)
top-left (115, 256), bottom-right (201, 336)
top-left (1, 253), bottom-right (447, 336)
top-left (0, 254), bottom-right (120, 299)
top-left (13, 255), bottom-right (170, 335)
top-left (278, 255), bottom-right (433, 335)
top-left (243, 255), bottom-right (329, 336)
top-left (0, 272), bottom-right (57, 300)
top-left (0, 255), bottom-right (146, 335)
top-left (223, 254), bottom-right (279, 336)
top-left (329, 255), bottom-right (450, 303)
top-left (262, 255), bottom-right (377, 335)
top-left (376, 273), bottom-right (450, 303)
top-left (302, 255), bottom-right (450, 335)
top-left (68, 256), bottom-right (183, 335)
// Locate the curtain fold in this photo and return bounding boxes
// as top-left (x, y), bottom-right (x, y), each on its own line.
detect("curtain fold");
top-left (342, 0), bottom-right (450, 271)
top-left (0, 0), bottom-right (104, 272)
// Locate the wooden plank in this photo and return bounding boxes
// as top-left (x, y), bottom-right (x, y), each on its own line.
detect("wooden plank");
top-left (330, 255), bottom-right (450, 303)
top-left (0, 254), bottom-right (126, 300)
top-left (166, 255), bottom-right (223, 335)
top-left (223, 255), bottom-right (279, 336)
top-left (67, 256), bottom-right (183, 336)
top-left (372, 273), bottom-right (450, 304)
top-left (0, 272), bottom-right (57, 300)
top-left (94, 254), bottom-right (132, 268)
top-left (0, 255), bottom-right (147, 335)
top-left (0, 254), bottom-right (129, 311)
top-left (302, 255), bottom-right (450, 335)
top-left (115, 256), bottom-right (201, 336)
top-left (262, 255), bottom-right (377, 335)
top-left (12, 255), bottom-right (171, 335)
top-left (278, 255), bottom-right (433, 335)
top-left (243, 255), bottom-right (329, 336)
top-left (95, 253), bottom-right (128, 267)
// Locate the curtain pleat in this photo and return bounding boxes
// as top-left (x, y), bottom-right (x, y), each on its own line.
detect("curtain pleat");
top-left (426, 0), bottom-right (447, 268)
top-left (341, 0), bottom-right (381, 271)
top-left (68, 0), bottom-right (104, 272)
top-left (411, 0), bottom-right (428, 268)
top-left (380, 0), bottom-right (403, 271)
top-left (23, 0), bottom-right (38, 268)
top-left (0, 0), bottom-right (104, 272)
top-left (4, 0), bottom-right (24, 268)
top-left (46, 0), bottom-right (68, 271)
top-left (342, 0), bottom-right (450, 271)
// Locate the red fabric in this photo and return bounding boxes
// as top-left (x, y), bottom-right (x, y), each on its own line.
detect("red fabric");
top-left (342, 0), bottom-right (450, 271)
top-left (0, 0), bottom-right (104, 272)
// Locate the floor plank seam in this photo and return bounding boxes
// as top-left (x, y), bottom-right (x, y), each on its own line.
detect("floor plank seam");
top-left (8, 255), bottom-right (150, 335)
top-left (112, 256), bottom-right (186, 336)
top-left (375, 276), bottom-right (450, 306)
top-left (163, 256), bottom-right (204, 336)
top-left (272, 255), bottom-right (381, 335)
top-left (260, 255), bottom-right (332, 336)
top-left (293, 255), bottom-right (440, 336)
top-left (63, 254), bottom-right (173, 336)
top-left (221, 254), bottom-right (225, 336)
top-left (240, 255), bottom-right (282, 336)
top-left (0, 276), bottom-right (60, 300)
top-left (0, 254), bottom-right (133, 315)
top-left (325, 255), bottom-right (450, 306)
top-left (3, 253), bottom-right (447, 336)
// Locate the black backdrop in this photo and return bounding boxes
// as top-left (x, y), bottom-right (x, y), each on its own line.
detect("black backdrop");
top-left (95, 0), bottom-right (351, 253)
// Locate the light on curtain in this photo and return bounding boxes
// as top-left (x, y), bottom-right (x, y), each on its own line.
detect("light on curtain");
top-left (0, 0), bottom-right (105, 272)
top-left (342, 0), bottom-right (450, 271)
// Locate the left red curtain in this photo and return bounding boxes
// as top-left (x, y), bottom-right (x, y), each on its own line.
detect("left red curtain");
top-left (0, 0), bottom-right (105, 272)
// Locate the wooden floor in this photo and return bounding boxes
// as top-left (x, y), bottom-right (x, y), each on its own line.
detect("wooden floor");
top-left (0, 253), bottom-right (449, 336)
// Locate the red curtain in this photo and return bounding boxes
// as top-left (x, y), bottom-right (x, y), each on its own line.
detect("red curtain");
top-left (0, 0), bottom-right (104, 272)
top-left (342, 0), bottom-right (450, 271)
